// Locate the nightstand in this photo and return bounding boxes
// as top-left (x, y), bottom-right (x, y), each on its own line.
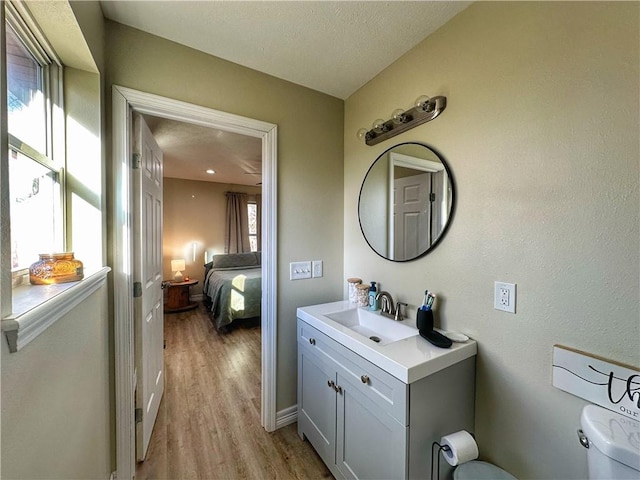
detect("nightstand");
top-left (164, 279), bottom-right (199, 313)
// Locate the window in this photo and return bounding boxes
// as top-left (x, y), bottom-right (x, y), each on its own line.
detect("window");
top-left (248, 201), bottom-right (258, 252)
top-left (6, 21), bottom-right (47, 153)
top-left (1, 3), bottom-right (109, 352)
top-left (9, 149), bottom-right (61, 268)
top-left (5, 4), bottom-right (64, 274)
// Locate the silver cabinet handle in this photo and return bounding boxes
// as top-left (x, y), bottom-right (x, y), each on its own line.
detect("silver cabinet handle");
top-left (309, 338), bottom-right (316, 345)
top-left (361, 375), bottom-right (369, 384)
top-left (327, 380), bottom-right (342, 394)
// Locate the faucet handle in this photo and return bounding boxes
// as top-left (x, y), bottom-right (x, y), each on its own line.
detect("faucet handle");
top-left (394, 302), bottom-right (408, 321)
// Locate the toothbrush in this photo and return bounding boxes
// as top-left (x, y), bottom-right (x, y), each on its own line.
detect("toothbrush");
top-left (427, 293), bottom-right (436, 309)
top-left (420, 290), bottom-right (429, 311)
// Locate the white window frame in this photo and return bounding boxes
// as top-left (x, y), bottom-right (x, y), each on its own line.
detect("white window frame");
top-left (0, 1), bottom-right (110, 353)
top-left (5, 1), bottom-right (66, 279)
top-left (248, 200), bottom-right (258, 252)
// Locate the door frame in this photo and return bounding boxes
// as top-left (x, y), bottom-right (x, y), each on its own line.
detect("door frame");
top-left (111, 85), bottom-right (278, 479)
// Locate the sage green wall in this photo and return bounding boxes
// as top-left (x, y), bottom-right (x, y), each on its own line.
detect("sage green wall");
top-left (69, 0), bottom-right (106, 73)
top-left (1, 285), bottom-right (112, 479)
top-left (105, 21), bottom-right (344, 410)
top-left (66, 67), bottom-right (104, 271)
top-left (344, 3), bottom-right (639, 479)
top-left (0, 3), bottom-right (112, 478)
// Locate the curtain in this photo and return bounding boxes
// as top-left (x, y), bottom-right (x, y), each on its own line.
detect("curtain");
top-left (225, 192), bottom-right (251, 253)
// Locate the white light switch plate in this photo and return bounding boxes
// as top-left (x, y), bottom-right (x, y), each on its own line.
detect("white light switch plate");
top-left (494, 281), bottom-right (516, 313)
top-left (290, 261), bottom-right (312, 280)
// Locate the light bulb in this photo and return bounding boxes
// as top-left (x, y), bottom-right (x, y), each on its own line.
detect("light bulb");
top-left (372, 119), bottom-right (386, 133)
top-left (414, 95), bottom-right (431, 112)
top-left (356, 128), bottom-right (368, 141)
top-left (391, 108), bottom-right (408, 124)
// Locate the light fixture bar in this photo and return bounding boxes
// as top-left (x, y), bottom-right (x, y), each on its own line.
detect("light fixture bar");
top-left (363, 96), bottom-right (447, 146)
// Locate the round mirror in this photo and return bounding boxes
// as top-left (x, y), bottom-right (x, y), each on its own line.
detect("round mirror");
top-left (358, 142), bottom-right (455, 262)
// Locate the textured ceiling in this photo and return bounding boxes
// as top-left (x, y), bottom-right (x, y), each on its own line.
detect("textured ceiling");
top-left (101, 1), bottom-right (470, 100)
top-left (102, 1), bottom-right (471, 184)
top-left (143, 115), bottom-right (262, 186)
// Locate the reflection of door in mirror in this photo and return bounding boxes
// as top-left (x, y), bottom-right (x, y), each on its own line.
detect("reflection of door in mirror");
top-left (393, 173), bottom-right (430, 260)
top-left (389, 151), bottom-right (448, 261)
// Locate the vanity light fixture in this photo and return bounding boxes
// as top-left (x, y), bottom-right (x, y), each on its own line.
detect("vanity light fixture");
top-left (357, 95), bottom-right (447, 146)
top-left (206, 169), bottom-right (216, 174)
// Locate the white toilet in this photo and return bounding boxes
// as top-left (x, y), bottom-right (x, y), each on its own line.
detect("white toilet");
top-left (452, 404), bottom-right (640, 480)
top-left (580, 404), bottom-right (640, 479)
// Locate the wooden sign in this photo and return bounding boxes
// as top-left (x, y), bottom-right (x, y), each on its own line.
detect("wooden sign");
top-left (553, 345), bottom-right (640, 419)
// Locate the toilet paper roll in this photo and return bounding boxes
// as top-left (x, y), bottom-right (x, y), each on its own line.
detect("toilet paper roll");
top-left (440, 430), bottom-right (479, 466)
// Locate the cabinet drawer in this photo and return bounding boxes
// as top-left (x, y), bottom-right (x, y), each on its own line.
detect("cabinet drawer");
top-left (336, 341), bottom-right (408, 425)
top-left (299, 319), bottom-right (341, 363)
top-left (298, 319), bottom-right (408, 425)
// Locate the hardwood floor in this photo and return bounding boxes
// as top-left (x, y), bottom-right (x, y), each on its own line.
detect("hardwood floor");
top-left (136, 304), bottom-right (332, 480)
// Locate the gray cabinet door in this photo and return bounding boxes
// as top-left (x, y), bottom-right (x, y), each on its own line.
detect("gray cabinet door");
top-left (335, 369), bottom-right (408, 480)
top-left (298, 340), bottom-right (337, 465)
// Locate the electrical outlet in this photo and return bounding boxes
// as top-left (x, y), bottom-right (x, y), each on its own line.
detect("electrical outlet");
top-left (290, 261), bottom-right (312, 280)
top-left (312, 260), bottom-right (323, 278)
top-left (499, 288), bottom-right (510, 306)
top-left (494, 281), bottom-right (516, 313)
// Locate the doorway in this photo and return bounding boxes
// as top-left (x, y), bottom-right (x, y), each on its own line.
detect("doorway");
top-left (111, 86), bottom-right (278, 480)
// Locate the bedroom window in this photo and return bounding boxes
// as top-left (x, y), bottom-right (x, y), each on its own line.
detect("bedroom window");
top-left (248, 201), bottom-right (258, 252)
top-left (5, 4), bottom-right (64, 276)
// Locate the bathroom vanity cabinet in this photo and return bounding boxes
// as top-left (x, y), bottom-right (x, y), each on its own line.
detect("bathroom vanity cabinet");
top-left (297, 316), bottom-right (476, 480)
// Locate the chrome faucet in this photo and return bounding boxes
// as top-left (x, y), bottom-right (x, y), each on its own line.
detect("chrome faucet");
top-left (375, 291), bottom-right (407, 321)
top-left (376, 291), bottom-right (394, 315)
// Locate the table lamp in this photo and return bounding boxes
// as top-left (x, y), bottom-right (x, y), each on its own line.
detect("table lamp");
top-left (171, 259), bottom-right (186, 282)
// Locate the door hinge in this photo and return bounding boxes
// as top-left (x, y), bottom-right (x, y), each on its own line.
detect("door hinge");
top-left (132, 153), bottom-right (141, 169)
top-left (135, 407), bottom-right (143, 424)
top-left (429, 192), bottom-right (436, 202)
top-left (133, 281), bottom-right (142, 298)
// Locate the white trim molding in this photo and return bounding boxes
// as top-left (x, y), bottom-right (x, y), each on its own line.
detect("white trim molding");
top-left (2, 267), bottom-right (111, 352)
top-left (276, 405), bottom-right (298, 429)
top-left (112, 86), bottom-right (278, 480)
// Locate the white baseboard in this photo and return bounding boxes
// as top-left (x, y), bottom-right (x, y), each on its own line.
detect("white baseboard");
top-left (276, 405), bottom-right (297, 429)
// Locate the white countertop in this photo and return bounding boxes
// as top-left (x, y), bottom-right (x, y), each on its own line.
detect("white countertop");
top-left (297, 300), bottom-right (477, 384)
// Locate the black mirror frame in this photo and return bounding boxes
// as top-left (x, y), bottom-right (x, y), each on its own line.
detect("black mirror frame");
top-left (357, 142), bottom-right (456, 262)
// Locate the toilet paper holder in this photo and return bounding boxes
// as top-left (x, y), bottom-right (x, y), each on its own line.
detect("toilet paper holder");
top-left (431, 431), bottom-right (478, 480)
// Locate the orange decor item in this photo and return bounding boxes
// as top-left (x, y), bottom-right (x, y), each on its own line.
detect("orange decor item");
top-left (29, 252), bottom-right (84, 285)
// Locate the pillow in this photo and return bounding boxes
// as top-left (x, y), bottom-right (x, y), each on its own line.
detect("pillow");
top-left (211, 252), bottom-right (259, 269)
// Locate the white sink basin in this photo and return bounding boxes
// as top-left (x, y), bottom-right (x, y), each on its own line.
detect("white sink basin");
top-left (325, 308), bottom-right (418, 345)
top-left (298, 301), bottom-right (478, 383)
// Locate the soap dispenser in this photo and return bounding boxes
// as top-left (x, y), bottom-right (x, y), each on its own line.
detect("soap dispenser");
top-left (368, 282), bottom-right (378, 311)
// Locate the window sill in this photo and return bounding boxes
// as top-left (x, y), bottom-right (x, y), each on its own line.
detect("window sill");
top-left (2, 267), bottom-right (111, 353)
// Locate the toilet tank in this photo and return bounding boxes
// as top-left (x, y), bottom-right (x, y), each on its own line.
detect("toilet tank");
top-left (580, 405), bottom-right (640, 480)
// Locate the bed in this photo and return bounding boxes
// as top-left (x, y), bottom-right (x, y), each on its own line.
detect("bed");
top-left (203, 252), bottom-right (262, 330)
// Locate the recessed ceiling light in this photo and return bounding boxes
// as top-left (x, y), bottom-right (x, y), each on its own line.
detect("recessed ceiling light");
top-left (206, 169), bottom-right (215, 174)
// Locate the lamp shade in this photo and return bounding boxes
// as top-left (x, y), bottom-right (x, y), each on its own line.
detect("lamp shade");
top-left (171, 259), bottom-right (185, 272)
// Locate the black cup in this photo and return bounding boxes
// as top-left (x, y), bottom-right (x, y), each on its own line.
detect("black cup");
top-left (416, 309), bottom-right (434, 331)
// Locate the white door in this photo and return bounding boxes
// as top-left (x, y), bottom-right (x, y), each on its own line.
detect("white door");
top-left (133, 112), bottom-right (164, 461)
top-left (393, 173), bottom-right (431, 260)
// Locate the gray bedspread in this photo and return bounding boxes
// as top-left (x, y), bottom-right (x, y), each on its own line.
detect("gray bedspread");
top-left (204, 266), bottom-right (261, 330)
